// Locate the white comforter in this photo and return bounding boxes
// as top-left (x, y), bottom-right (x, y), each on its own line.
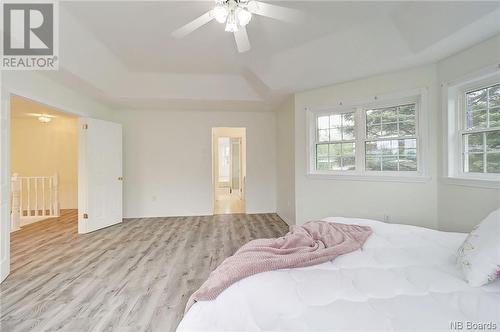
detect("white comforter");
top-left (177, 217), bottom-right (500, 331)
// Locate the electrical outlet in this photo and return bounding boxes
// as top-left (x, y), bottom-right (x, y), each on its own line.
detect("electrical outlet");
top-left (383, 214), bottom-right (390, 222)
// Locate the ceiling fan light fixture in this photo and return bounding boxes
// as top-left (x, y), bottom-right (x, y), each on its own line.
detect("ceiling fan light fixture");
top-left (236, 7), bottom-right (252, 26)
top-left (172, 0), bottom-right (302, 53)
top-left (38, 114), bottom-right (52, 123)
top-left (213, 4), bottom-right (229, 23)
top-left (225, 14), bottom-right (239, 32)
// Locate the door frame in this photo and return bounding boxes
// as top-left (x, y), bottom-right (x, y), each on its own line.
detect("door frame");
top-left (211, 127), bottom-right (246, 215)
top-left (0, 89), bottom-right (84, 283)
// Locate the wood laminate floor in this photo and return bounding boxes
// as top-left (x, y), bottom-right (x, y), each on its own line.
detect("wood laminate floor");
top-left (0, 210), bottom-right (288, 332)
top-left (214, 189), bottom-right (245, 215)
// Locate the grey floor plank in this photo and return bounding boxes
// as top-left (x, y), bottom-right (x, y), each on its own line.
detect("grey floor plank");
top-left (0, 210), bottom-right (288, 332)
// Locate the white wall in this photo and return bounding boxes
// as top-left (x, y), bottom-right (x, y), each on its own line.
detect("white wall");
top-left (293, 65), bottom-right (440, 229)
top-left (436, 35), bottom-right (500, 232)
top-left (117, 109), bottom-right (276, 218)
top-left (276, 97), bottom-right (295, 225)
top-left (282, 35), bottom-right (500, 232)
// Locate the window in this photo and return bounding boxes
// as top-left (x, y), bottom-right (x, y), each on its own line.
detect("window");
top-left (462, 84), bottom-right (500, 174)
top-left (309, 90), bottom-right (425, 180)
top-left (316, 112), bottom-right (355, 171)
top-left (444, 70), bottom-right (500, 186)
top-left (365, 104), bottom-right (417, 172)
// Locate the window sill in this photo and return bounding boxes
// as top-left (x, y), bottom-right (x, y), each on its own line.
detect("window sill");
top-left (440, 176), bottom-right (500, 189)
top-left (307, 172), bottom-right (431, 183)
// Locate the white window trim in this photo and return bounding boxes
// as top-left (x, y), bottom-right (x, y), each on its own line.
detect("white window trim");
top-left (443, 66), bottom-right (500, 188)
top-left (306, 88), bottom-right (431, 183)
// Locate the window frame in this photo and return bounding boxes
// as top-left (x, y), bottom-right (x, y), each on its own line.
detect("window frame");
top-left (363, 103), bottom-right (419, 174)
top-left (313, 109), bottom-right (359, 174)
top-left (314, 110), bottom-right (357, 172)
top-left (306, 88), bottom-right (430, 182)
top-left (444, 70), bottom-right (500, 185)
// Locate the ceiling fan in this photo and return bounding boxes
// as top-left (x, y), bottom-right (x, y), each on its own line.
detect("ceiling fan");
top-left (172, 0), bottom-right (304, 53)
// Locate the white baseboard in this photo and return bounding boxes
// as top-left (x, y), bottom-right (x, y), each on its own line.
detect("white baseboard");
top-left (277, 213), bottom-right (294, 226)
top-left (0, 258), bottom-right (10, 283)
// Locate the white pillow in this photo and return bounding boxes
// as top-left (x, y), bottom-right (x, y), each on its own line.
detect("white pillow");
top-left (456, 208), bottom-right (500, 287)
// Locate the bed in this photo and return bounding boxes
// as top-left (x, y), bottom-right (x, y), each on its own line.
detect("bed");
top-left (177, 217), bottom-right (500, 331)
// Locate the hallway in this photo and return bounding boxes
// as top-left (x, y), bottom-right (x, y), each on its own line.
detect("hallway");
top-left (214, 187), bottom-right (245, 214)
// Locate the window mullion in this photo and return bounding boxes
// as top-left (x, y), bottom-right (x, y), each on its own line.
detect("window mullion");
top-left (486, 87), bottom-right (490, 128)
top-left (483, 132), bottom-right (487, 173)
top-left (339, 144), bottom-right (344, 170)
top-left (367, 136), bottom-right (417, 142)
top-left (463, 133), bottom-right (468, 173)
top-left (355, 108), bottom-right (365, 173)
top-left (396, 106), bottom-right (400, 136)
top-left (464, 126), bottom-right (500, 134)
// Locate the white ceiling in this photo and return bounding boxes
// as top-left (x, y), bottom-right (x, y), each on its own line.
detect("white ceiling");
top-left (62, 1), bottom-right (402, 74)
top-left (48, 1), bottom-right (500, 111)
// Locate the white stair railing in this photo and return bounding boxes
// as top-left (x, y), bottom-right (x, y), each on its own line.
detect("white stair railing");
top-left (11, 173), bottom-right (60, 231)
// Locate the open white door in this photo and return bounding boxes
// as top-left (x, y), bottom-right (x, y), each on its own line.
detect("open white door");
top-left (78, 118), bottom-right (122, 234)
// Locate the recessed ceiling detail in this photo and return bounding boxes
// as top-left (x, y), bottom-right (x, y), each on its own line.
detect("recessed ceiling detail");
top-left (44, 1), bottom-right (500, 111)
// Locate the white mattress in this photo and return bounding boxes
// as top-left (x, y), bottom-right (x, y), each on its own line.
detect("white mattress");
top-left (177, 217), bottom-right (500, 331)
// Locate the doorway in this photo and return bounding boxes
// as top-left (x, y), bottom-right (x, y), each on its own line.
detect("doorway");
top-left (1, 92), bottom-right (123, 283)
top-left (9, 95), bottom-right (78, 231)
top-left (212, 127), bottom-right (246, 214)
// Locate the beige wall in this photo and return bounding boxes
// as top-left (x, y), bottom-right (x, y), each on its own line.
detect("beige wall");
top-left (10, 115), bottom-right (78, 209)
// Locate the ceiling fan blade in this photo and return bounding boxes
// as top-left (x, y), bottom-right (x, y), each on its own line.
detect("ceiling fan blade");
top-left (172, 11), bottom-right (214, 39)
top-left (247, 1), bottom-right (304, 23)
top-left (234, 27), bottom-right (251, 53)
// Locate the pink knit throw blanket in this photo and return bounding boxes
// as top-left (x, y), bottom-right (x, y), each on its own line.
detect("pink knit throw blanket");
top-left (186, 221), bottom-right (372, 311)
